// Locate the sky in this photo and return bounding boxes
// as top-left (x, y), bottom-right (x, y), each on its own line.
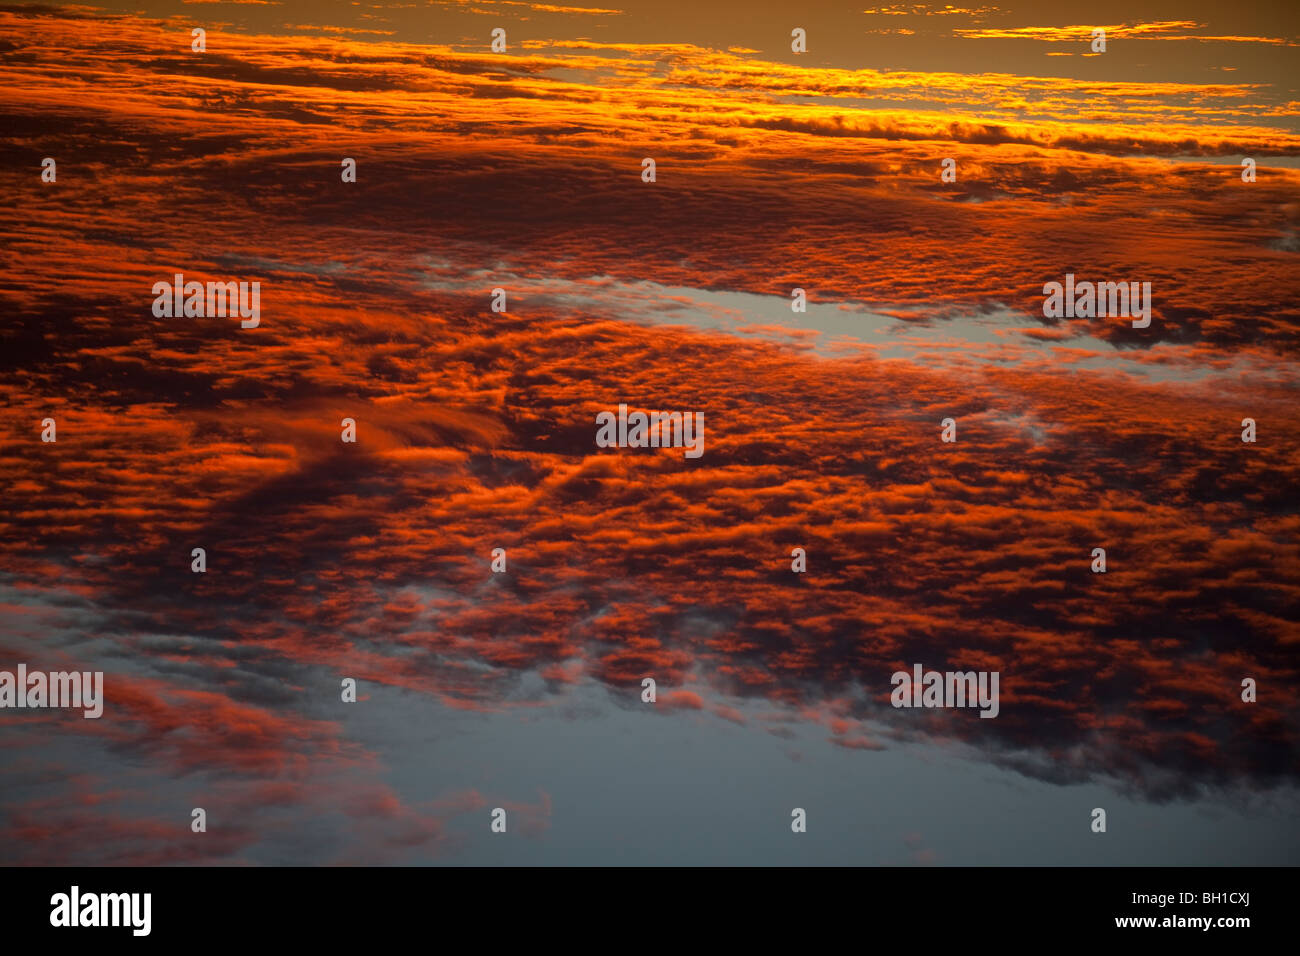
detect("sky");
top-left (0, 1), bottom-right (1297, 865)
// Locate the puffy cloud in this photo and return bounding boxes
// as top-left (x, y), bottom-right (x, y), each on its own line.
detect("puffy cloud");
top-left (1, 5), bottom-right (1297, 862)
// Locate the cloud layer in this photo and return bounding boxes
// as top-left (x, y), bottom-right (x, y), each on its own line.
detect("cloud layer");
top-left (1, 5), bottom-right (1297, 863)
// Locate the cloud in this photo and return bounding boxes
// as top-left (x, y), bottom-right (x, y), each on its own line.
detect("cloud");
top-left (0, 5), bottom-right (1297, 863)
top-left (953, 21), bottom-right (1297, 47)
